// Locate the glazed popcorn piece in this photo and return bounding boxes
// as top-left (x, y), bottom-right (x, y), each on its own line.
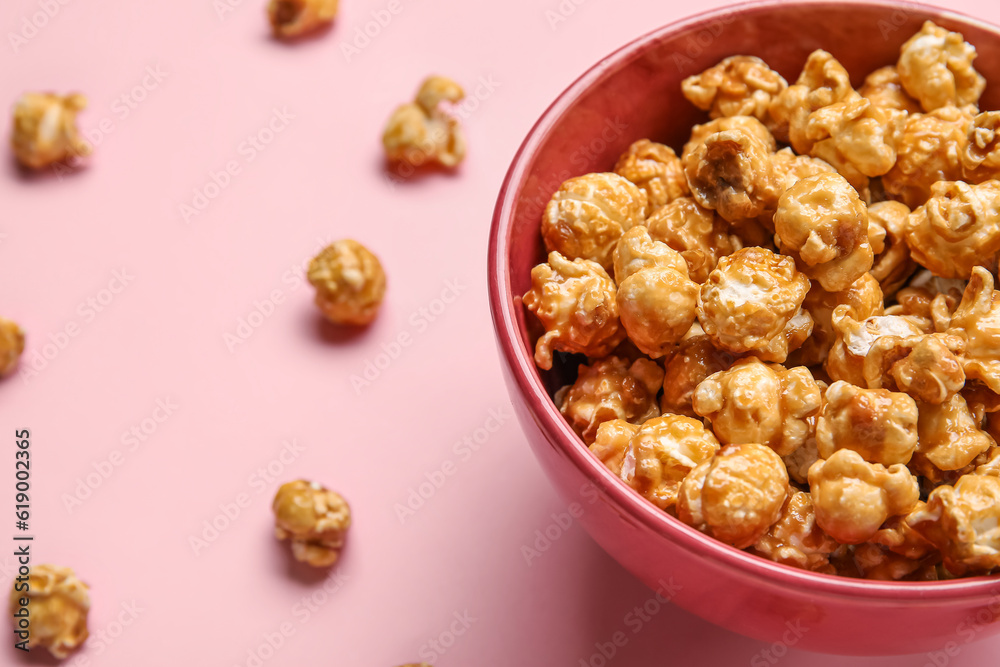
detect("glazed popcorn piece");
top-left (660, 334), bottom-right (736, 418)
top-left (681, 56), bottom-right (788, 124)
top-left (8, 565), bottom-right (90, 658)
top-left (682, 115), bottom-right (777, 157)
top-left (268, 0), bottom-right (338, 37)
top-left (809, 448), bottom-right (919, 544)
top-left (645, 197), bottom-right (742, 283)
top-left (625, 415), bottom-right (721, 510)
top-left (383, 76), bottom-right (466, 169)
top-left (0, 317), bottom-right (25, 377)
top-left (769, 147), bottom-right (836, 193)
top-left (825, 308), bottom-right (925, 385)
top-left (907, 474), bottom-right (1000, 575)
top-left (540, 173), bottom-right (647, 271)
top-left (862, 333), bottom-right (965, 404)
top-left (273, 480), bottom-right (351, 567)
top-left (753, 490), bottom-right (839, 573)
top-left (697, 247), bottom-right (813, 363)
top-left (949, 268), bottom-right (1000, 400)
top-left (867, 201), bottom-right (918, 298)
top-left (558, 355), bottom-right (662, 445)
top-left (768, 50), bottom-right (859, 151)
top-left (871, 501), bottom-right (937, 560)
top-left (889, 270), bottom-right (967, 332)
top-left (307, 240), bottom-right (386, 326)
top-left (613, 139), bottom-right (689, 216)
top-left (906, 180), bottom-right (1000, 280)
top-left (859, 66), bottom-right (922, 114)
top-left (613, 227), bottom-right (699, 358)
top-left (783, 438), bottom-right (820, 486)
top-left (589, 419), bottom-right (640, 476)
top-left (911, 393), bottom-right (995, 477)
top-left (11, 92), bottom-right (90, 170)
top-left (963, 111), bottom-right (1000, 181)
top-left (774, 173), bottom-right (874, 293)
top-left (897, 21), bottom-right (986, 112)
top-left (791, 273), bottom-right (884, 367)
top-left (677, 443), bottom-right (789, 549)
top-left (815, 381), bottom-right (919, 466)
top-left (693, 358), bottom-right (822, 457)
top-left (851, 542), bottom-right (938, 581)
top-left (523, 252), bottom-right (625, 370)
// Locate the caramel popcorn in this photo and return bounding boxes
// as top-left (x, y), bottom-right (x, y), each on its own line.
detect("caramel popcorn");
top-left (613, 140), bottom-right (689, 216)
top-left (541, 172), bottom-right (647, 271)
top-left (0, 317), bottom-right (25, 377)
top-left (908, 474), bottom-right (1000, 575)
top-left (8, 565), bottom-right (90, 658)
top-left (268, 0), bottom-right (338, 37)
top-left (851, 542), bottom-right (937, 581)
top-left (660, 334), bottom-right (736, 418)
top-left (791, 273), bottom-right (883, 367)
top-left (783, 437), bottom-right (820, 486)
top-left (697, 247), bottom-right (812, 363)
top-left (774, 173), bottom-right (874, 292)
top-left (11, 92), bottom-right (90, 170)
top-left (825, 308), bottom-right (925, 385)
top-left (681, 56), bottom-right (788, 124)
top-left (862, 333), bottom-right (965, 404)
top-left (911, 392), bottom-right (995, 477)
top-left (589, 419), bottom-right (640, 476)
top-left (677, 443), bottom-right (789, 549)
top-left (683, 116), bottom-right (777, 158)
top-left (964, 111), bottom-right (1000, 181)
top-left (770, 147), bottom-right (836, 192)
top-left (693, 358), bottom-right (822, 457)
top-left (753, 490), bottom-right (839, 572)
top-left (307, 240), bottom-right (386, 326)
top-left (625, 415), bottom-right (721, 510)
top-left (815, 381), bottom-right (918, 465)
top-left (871, 501), bottom-right (937, 560)
top-left (273, 480), bottom-right (351, 567)
top-left (859, 66), bottom-right (922, 114)
top-left (523, 252), bottom-right (625, 370)
top-left (383, 76), bottom-right (466, 169)
top-left (558, 355), bottom-right (662, 444)
top-left (950, 268), bottom-right (1000, 401)
top-left (809, 448), bottom-right (919, 544)
top-left (867, 201), bottom-right (918, 297)
top-left (645, 197), bottom-right (742, 283)
top-left (897, 21), bottom-right (986, 112)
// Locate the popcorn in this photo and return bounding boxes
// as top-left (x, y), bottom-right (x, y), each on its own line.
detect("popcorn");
top-left (681, 56), bottom-right (788, 124)
top-left (268, 0), bottom-right (338, 37)
top-left (753, 490), bottom-right (839, 572)
top-left (645, 196), bottom-right (742, 283)
top-left (383, 76), bottom-right (466, 169)
top-left (815, 381), bottom-right (919, 466)
top-left (8, 565), bottom-right (90, 658)
top-left (867, 201), bottom-right (918, 297)
top-left (859, 66), bottom-right (922, 114)
top-left (589, 419), bottom-right (641, 476)
top-left (768, 50), bottom-right (859, 151)
top-left (613, 139), bottom-right (689, 216)
top-left (790, 273), bottom-right (883, 368)
top-left (11, 92), bottom-right (90, 170)
top-left (625, 415), bottom-right (721, 510)
top-left (897, 21), bottom-right (985, 112)
top-left (862, 333), bottom-right (966, 404)
top-left (307, 240), bottom-right (386, 326)
top-left (825, 309), bottom-right (925, 385)
top-left (911, 392), bottom-right (995, 477)
top-left (0, 317), bottom-right (25, 377)
top-left (660, 334), bottom-right (736, 418)
top-left (273, 480), bottom-right (351, 567)
top-left (963, 111), bottom-right (1000, 181)
top-left (949, 267), bottom-right (1000, 402)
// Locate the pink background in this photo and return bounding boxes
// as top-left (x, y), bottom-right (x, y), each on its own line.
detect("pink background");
top-left (2, 0), bottom-right (999, 665)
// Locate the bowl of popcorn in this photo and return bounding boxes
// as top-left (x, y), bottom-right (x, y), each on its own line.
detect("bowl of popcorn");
top-left (488, 0), bottom-right (1000, 654)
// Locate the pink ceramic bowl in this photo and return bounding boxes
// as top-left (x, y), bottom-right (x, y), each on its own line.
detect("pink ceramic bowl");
top-left (488, 0), bottom-right (1000, 656)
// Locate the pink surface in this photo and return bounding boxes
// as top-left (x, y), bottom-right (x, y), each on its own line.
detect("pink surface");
top-left (1, 1), bottom-right (999, 666)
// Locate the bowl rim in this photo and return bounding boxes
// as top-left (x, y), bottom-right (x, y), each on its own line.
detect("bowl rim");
top-left (488, 0), bottom-right (1000, 601)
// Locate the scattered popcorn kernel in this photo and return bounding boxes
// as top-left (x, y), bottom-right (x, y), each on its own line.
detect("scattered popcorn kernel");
top-left (859, 66), bottom-right (922, 114)
top-left (897, 21), bottom-right (986, 112)
top-left (660, 335), bottom-right (736, 418)
top-left (541, 173), bottom-right (647, 271)
top-left (862, 333), bottom-right (965, 404)
top-left (791, 273), bottom-right (884, 367)
top-left (558, 355), bottom-right (663, 445)
top-left (589, 419), bottom-right (641, 476)
top-left (815, 381), bottom-right (919, 466)
top-left (8, 564), bottom-right (90, 658)
top-left (963, 111), bottom-right (1000, 181)
top-left (949, 267), bottom-right (1000, 402)
top-left (677, 443), bottom-right (789, 549)
top-left (645, 196), bottom-right (742, 283)
top-left (268, 0), bottom-right (338, 37)
top-left (809, 448), bottom-right (919, 544)
top-left (273, 480), bottom-right (351, 567)
top-left (907, 474), bottom-right (1000, 575)
top-left (825, 308), bottom-right (925, 385)
top-left (613, 140), bottom-right (689, 216)
top-left (681, 56), bottom-right (788, 124)
top-left (911, 393), bottom-right (995, 478)
top-left (383, 76), bottom-right (466, 169)
top-left (626, 415), bottom-right (721, 510)
top-left (523, 252), bottom-right (625, 370)
top-left (693, 357), bottom-right (822, 457)
top-left (753, 490), bottom-right (839, 572)
top-left (0, 317), bottom-right (25, 377)
top-left (867, 201), bottom-right (918, 298)
top-left (11, 92), bottom-right (90, 170)
top-left (697, 247), bottom-right (813, 363)
top-left (774, 173), bottom-right (874, 292)
top-left (307, 240), bottom-right (386, 326)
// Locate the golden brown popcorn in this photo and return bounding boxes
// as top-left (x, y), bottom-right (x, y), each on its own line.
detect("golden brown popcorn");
top-left (809, 448), bottom-right (919, 544)
top-left (682, 115), bottom-right (777, 157)
top-left (897, 21), bottom-right (986, 112)
top-left (11, 92), bottom-right (91, 170)
top-left (859, 66), bottom-right (923, 114)
top-left (963, 111), bottom-right (1000, 182)
top-left (867, 201), bottom-right (918, 297)
top-left (523, 252), bottom-right (625, 370)
top-left (8, 564), bottom-right (90, 658)
top-left (268, 0), bottom-right (338, 37)
top-left (693, 358), bottom-right (822, 457)
top-left (825, 308), bottom-right (925, 385)
top-left (889, 270), bottom-right (967, 332)
top-left (851, 542), bottom-right (937, 581)
top-left (871, 501), bottom-right (937, 560)
top-left (950, 267), bottom-right (1000, 401)
top-left (697, 247), bottom-right (813, 363)
top-left (907, 473), bottom-right (1000, 575)
top-left (677, 443), bottom-right (789, 549)
top-left (752, 490), bottom-right (839, 572)
top-left (557, 355), bottom-right (663, 444)
top-left (625, 415), bottom-right (721, 510)
top-left (768, 50), bottom-right (859, 151)
top-left (815, 381), bottom-right (919, 466)
top-left (273, 480), bottom-right (351, 567)
top-left (660, 335), bottom-right (737, 418)
top-left (613, 140), bottom-right (689, 216)
top-left (774, 173), bottom-right (874, 292)
top-left (906, 180), bottom-right (1000, 280)
top-left (790, 273), bottom-right (884, 367)
top-left (769, 147), bottom-right (836, 193)
top-left (589, 419), bottom-right (640, 476)
top-left (645, 197), bottom-right (742, 283)
top-left (613, 227), bottom-right (699, 358)
top-left (681, 56), bottom-right (788, 124)
top-left (0, 317), bottom-right (25, 377)
top-left (383, 76), bottom-right (466, 169)
top-left (862, 333), bottom-right (965, 404)
top-left (540, 173), bottom-right (647, 271)
top-left (910, 393), bottom-right (995, 479)
top-left (783, 437), bottom-right (820, 485)
top-left (307, 240), bottom-right (386, 326)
